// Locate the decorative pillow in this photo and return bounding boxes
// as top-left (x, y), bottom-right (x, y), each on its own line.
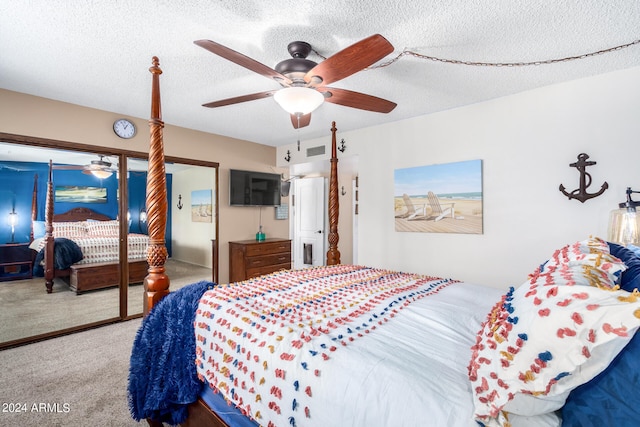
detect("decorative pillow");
top-left (52, 221), bottom-right (88, 238)
top-left (86, 219), bottom-right (119, 236)
top-left (469, 251), bottom-right (640, 426)
top-left (562, 329), bottom-right (640, 426)
top-left (527, 237), bottom-right (626, 289)
top-left (29, 237), bottom-right (44, 252)
top-left (607, 242), bottom-right (640, 292)
top-left (501, 389), bottom-right (569, 417)
top-left (33, 220), bottom-right (46, 239)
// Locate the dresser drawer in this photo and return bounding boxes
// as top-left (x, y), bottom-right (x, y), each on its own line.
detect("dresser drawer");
top-left (246, 262), bottom-right (291, 279)
top-left (246, 252), bottom-right (291, 268)
top-left (245, 241), bottom-right (291, 257)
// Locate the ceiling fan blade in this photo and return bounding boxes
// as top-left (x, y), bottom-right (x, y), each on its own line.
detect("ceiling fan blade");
top-left (290, 113), bottom-right (311, 129)
top-left (202, 90), bottom-right (277, 108)
top-left (319, 87), bottom-right (397, 113)
top-left (304, 34), bottom-right (393, 86)
top-left (52, 165), bottom-right (84, 170)
top-left (194, 40), bottom-right (292, 86)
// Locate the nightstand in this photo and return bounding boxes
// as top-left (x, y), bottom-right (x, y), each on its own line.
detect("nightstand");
top-left (0, 243), bottom-right (33, 281)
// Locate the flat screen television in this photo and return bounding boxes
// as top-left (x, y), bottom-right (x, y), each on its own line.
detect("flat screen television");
top-left (229, 169), bottom-right (282, 206)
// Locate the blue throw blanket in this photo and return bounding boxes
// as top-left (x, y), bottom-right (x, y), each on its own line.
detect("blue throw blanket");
top-left (128, 280), bottom-right (215, 425)
top-left (33, 237), bottom-right (84, 276)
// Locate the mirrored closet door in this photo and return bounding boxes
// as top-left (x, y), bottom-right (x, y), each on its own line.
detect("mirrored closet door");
top-left (125, 157), bottom-right (219, 317)
top-left (0, 136), bottom-right (219, 348)
top-left (0, 141), bottom-right (121, 347)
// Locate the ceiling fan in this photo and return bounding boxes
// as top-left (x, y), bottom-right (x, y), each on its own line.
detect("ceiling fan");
top-left (194, 34), bottom-right (397, 129)
top-left (52, 155), bottom-right (115, 179)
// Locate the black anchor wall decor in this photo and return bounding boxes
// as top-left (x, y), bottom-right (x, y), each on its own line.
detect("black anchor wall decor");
top-left (559, 153), bottom-right (608, 203)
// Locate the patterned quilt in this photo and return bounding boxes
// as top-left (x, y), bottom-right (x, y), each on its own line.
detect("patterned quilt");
top-left (194, 264), bottom-right (457, 427)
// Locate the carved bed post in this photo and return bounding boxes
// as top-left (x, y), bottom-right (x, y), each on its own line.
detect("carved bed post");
top-left (30, 174), bottom-right (37, 242)
top-left (44, 161), bottom-right (55, 293)
top-left (143, 56), bottom-right (170, 316)
top-left (326, 121), bottom-right (341, 265)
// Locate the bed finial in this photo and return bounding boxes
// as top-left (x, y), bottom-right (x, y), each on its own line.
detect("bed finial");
top-left (326, 121), bottom-right (341, 265)
top-left (148, 56), bottom-right (163, 124)
top-left (31, 173), bottom-right (38, 242)
top-left (44, 160), bottom-right (55, 292)
top-left (143, 56), bottom-right (170, 316)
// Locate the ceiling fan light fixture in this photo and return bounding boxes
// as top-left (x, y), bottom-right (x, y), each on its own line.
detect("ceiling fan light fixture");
top-left (82, 156), bottom-right (113, 179)
top-left (273, 87), bottom-right (324, 116)
top-left (88, 169), bottom-right (113, 179)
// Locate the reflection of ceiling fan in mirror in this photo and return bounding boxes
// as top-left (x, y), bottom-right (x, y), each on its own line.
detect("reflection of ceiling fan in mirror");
top-left (194, 34), bottom-right (397, 129)
top-left (53, 155), bottom-right (115, 179)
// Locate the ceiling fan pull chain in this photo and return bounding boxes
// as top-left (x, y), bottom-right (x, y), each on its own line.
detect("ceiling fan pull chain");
top-left (297, 115), bottom-right (301, 151)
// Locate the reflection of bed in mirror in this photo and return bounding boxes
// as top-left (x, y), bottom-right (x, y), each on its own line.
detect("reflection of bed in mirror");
top-left (30, 166), bottom-right (149, 294)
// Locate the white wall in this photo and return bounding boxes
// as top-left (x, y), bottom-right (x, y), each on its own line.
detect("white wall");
top-left (278, 66), bottom-right (640, 289)
top-left (171, 166), bottom-right (216, 267)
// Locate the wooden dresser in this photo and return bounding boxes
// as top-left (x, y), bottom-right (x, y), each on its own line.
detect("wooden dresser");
top-left (229, 238), bottom-right (291, 282)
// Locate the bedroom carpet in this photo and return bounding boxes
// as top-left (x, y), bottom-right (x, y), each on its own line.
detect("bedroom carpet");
top-left (0, 259), bottom-right (211, 343)
top-left (0, 317), bottom-right (143, 426)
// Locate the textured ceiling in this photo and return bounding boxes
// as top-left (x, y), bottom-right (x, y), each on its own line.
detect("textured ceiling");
top-left (1, 1), bottom-right (639, 147)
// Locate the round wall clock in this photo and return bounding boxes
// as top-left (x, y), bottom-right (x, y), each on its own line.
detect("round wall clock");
top-left (113, 118), bottom-right (137, 139)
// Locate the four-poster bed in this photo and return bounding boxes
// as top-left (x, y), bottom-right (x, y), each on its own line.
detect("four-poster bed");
top-left (130, 57), bottom-right (640, 427)
top-left (30, 163), bottom-right (149, 294)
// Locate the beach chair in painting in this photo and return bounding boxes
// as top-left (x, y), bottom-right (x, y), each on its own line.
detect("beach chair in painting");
top-left (426, 191), bottom-right (455, 221)
top-left (395, 193), bottom-right (427, 220)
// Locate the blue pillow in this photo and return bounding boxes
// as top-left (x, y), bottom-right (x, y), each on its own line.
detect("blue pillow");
top-left (33, 220), bottom-right (46, 239)
top-left (607, 242), bottom-right (640, 292)
top-left (562, 330), bottom-right (640, 426)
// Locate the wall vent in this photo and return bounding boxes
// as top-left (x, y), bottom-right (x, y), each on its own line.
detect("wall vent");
top-left (306, 145), bottom-right (325, 157)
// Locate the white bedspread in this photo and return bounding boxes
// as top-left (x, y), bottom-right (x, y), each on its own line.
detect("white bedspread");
top-left (194, 265), bottom-right (559, 427)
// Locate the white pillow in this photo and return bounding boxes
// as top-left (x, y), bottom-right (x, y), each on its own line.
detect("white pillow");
top-left (468, 237), bottom-right (640, 427)
top-left (86, 219), bottom-right (119, 236)
top-left (52, 221), bottom-right (88, 238)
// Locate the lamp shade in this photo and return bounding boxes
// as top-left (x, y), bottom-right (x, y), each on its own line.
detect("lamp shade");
top-left (89, 169), bottom-right (113, 179)
top-left (8, 210), bottom-right (18, 226)
top-left (273, 87), bottom-right (324, 115)
top-left (608, 207), bottom-right (640, 246)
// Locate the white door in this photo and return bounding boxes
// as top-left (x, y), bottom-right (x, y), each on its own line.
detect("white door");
top-left (352, 177), bottom-right (358, 265)
top-left (293, 177), bottom-right (325, 269)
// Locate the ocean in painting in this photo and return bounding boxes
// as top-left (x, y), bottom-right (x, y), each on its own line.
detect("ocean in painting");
top-left (54, 185), bottom-right (107, 203)
top-left (408, 191), bottom-right (482, 200)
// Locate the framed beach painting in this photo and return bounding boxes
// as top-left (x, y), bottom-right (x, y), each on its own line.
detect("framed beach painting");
top-left (394, 159), bottom-right (483, 234)
top-left (191, 189), bottom-right (213, 223)
top-left (55, 186), bottom-right (107, 203)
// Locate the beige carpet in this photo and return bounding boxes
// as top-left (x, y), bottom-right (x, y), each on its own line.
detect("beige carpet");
top-left (0, 259), bottom-right (212, 344)
top-left (0, 318), bottom-right (143, 426)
